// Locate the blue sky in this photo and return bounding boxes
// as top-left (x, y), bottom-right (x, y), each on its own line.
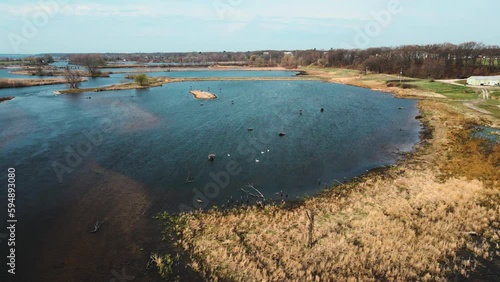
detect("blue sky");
top-left (1, 0), bottom-right (499, 54)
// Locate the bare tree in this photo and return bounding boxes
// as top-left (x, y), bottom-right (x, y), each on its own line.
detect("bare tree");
top-left (281, 54), bottom-right (298, 69)
top-left (64, 68), bottom-right (81, 89)
top-left (69, 54), bottom-right (106, 78)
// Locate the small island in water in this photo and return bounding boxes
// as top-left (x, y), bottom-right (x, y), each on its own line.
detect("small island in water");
top-left (190, 90), bottom-right (218, 100)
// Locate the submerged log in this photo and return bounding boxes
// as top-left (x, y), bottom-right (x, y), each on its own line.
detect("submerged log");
top-left (185, 170), bottom-right (195, 183)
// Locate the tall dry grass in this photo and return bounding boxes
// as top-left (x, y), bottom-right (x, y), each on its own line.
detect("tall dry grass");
top-left (170, 101), bottom-right (499, 282)
top-left (175, 173), bottom-right (498, 281)
top-left (0, 78), bottom-right (69, 88)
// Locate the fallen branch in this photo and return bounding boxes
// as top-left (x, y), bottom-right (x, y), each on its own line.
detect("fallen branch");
top-left (240, 184), bottom-right (265, 200)
top-left (240, 187), bottom-right (260, 199)
top-left (185, 170), bottom-right (195, 184)
top-left (462, 231), bottom-right (478, 236)
top-left (90, 221), bottom-right (103, 233)
top-left (333, 179), bottom-right (343, 185)
top-left (146, 254), bottom-right (156, 270)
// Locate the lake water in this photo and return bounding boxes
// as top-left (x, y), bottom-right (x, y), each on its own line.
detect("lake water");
top-left (0, 70), bottom-right (421, 280)
top-left (0, 54), bottom-right (33, 60)
top-left (0, 68), bottom-right (37, 79)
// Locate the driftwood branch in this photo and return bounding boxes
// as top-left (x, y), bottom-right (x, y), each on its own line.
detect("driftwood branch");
top-left (240, 184), bottom-right (265, 200)
top-left (90, 221), bottom-right (103, 233)
top-left (240, 188), bottom-right (259, 198)
top-left (333, 179), bottom-right (343, 185)
top-left (306, 210), bottom-right (315, 248)
top-left (185, 170), bottom-right (195, 184)
top-left (146, 254), bottom-right (156, 270)
top-left (462, 231), bottom-right (478, 236)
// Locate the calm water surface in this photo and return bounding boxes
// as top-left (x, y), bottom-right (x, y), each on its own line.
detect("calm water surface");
top-left (0, 70), bottom-right (421, 280)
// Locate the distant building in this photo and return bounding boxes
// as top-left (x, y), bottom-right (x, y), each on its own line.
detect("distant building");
top-left (283, 51), bottom-right (294, 57)
top-left (467, 76), bottom-right (500, 86)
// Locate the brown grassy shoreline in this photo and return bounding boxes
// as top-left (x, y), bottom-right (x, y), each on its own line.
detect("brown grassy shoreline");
top-left (158, 68), bottom-right (499, 281)
top-left (55, 77), bottom-right (170, 94)
top-left (0, 78), bottom-right (86, 89)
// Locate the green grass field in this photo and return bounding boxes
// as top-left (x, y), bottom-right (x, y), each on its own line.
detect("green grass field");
top-left (477, 99), bottom-right (500, 116)
top-left (490, 90), bottom-right (500, 98)
top-left (304, 66), bottom-right (361, 77)
top-left (401, 80), bottom-right (479, 100)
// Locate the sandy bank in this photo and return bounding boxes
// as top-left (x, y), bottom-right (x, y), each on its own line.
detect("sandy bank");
top-left (304, 69), bottom-right (447, 99)
top-left (189, 90), bottom-right (217, 100)
top-left (56, 77), bottom-right (170, 94)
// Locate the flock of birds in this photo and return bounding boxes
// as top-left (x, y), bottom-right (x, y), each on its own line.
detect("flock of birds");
top-left (254, 149), bottom-right (271, 163)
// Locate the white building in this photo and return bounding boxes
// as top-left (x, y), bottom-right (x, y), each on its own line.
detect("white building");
top-left (467, 76), bottom-right (500, 86)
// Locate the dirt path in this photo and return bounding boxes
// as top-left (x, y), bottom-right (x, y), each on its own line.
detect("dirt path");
top-left (437, 79), bottom-right (467, 87)
top-left (463, 88), bottom-right (493, 115)
top-left (482, 88), bottom-right (490, 99)
top-left (464, 101), bottom-right (492, 115)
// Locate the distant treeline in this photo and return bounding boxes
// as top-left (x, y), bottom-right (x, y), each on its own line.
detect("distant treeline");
top-left (55, 42), bottom-right (500, 79)
top-left (318, 42), bottom-right (500, 79)
top-left (107, 43), bottom-right (500, 78)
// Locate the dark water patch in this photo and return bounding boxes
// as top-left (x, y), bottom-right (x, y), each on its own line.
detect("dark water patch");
top-left (0, 76), bottom-right (421, 281)
top-left (471, 126), bottom-right (500, 143)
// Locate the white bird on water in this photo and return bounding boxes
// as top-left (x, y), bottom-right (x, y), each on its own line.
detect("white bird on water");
top-left (255, 159), bottom-right (260, 163)
top-left (261, 151), bottom-right (265, 154)
top-left (227, 153), bottom-right (231, 157)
